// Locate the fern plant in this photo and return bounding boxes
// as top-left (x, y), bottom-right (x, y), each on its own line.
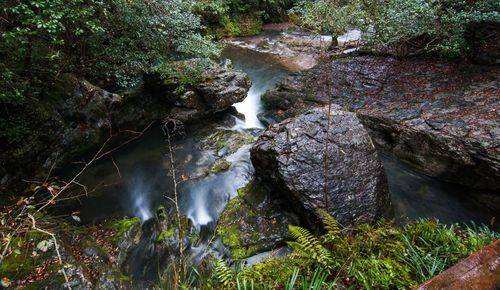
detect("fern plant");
top-left (287, 225), bottom-right (334, 269)
top-left (316, 209), bottom-right (341, 241)
top-left (214, 259), bottom-right (235, 288)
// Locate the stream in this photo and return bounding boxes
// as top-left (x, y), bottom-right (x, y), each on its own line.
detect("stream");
top-left (73, 46), bottom-right (495, 271)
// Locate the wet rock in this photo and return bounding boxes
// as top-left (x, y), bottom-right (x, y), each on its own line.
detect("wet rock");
top-left (144, 61), bottom-right (251, 123)
top-left (337, 29), bottom-right (362, 48)
top-left (217, 181), bottom-right (295, 260)
top-left (263, 55), bottom-right (500, 197)
top-left (418, 240), bottom-right (500, 290)
top-left (210, 159), bottom-right (231, 173)
top-left (251, 106), bottom-right (391, 227)
top-left (1, 60), bottom-right (251, 193)
top-left (196, 64), bottom-right (251, 112)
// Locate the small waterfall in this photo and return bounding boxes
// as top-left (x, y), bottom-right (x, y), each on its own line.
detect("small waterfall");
top-left (183, 145), bottom-right (254, 229)
top-left (186, 187), bottom-right (213, 227)
top-left (232, 81), bottom-right (265, 130)
top-left (133, 194), bottom-right (152, 221)
top-left (130, 178), bottom-right (153, 222)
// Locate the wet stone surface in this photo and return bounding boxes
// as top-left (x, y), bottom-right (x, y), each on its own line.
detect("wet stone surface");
top-left (263, 55), bottom-right (500, 194)
top-left (217, 181), bottom-right (296, 260)
top-left (251, 106), bottom-right (391, 227)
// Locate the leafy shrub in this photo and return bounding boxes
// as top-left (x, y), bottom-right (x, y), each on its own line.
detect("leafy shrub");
top-left (195, 0), bottom-right (297, 37)
top-left (291, 0), bottom-right (500, 58)
top-left (1, 0), bottom-right (218, 94)
top-left (0, 0), bottom-right (219, 179)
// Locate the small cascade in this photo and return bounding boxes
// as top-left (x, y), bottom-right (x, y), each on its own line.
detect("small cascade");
top-left (128, 175), bottom-right (156, 222)
top-left (232, 85), bottom-right (265, 130)
top-left (186, 186), bottom-right (213, 227)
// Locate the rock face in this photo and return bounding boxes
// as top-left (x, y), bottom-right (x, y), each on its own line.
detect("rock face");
top-left (418, 240), bottom-right (500, 290)
top-left (251, 106), bottom-right (391, 227)
top-left (0, 62), bottom-right (250, 192)
top-left (263, 55), bottom-right (500, 197)
top-left (140, 61), bottom-right (250, 124)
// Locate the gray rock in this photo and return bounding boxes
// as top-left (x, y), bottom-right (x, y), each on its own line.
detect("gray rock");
top-left (263, 55), bottom-right (500, 194)
top-left (224, 28), bottom-right (332, 72)
top-left (197, 65), bottom-right (250, 112)
top-left (337, 29), bottom-right (362, 48)
top-left (2, 61), bottom-right (251, 194)
top-left (251, 106), bottom-right (391, 227)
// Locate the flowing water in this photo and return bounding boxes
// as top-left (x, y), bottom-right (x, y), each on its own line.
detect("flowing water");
top-left (74, 46), bottom-right (495, 260)
top-left (76, 47), bottom-right (289, 227)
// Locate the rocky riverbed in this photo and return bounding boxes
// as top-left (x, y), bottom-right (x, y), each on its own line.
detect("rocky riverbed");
top-left (2, 25), bottom-right (498, 289)
top-left (262, 54), bottom-right (500, 215)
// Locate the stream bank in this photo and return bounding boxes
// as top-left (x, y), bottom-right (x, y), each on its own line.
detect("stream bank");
top-left (262, 53), bottom-right (500, 220)
top-left (3, 26), bottom-right (498, 289)
top-left (75, 28), bottom-right (498, 282)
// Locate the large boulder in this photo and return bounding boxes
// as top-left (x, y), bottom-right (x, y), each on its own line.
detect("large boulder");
top-left (196, 64), bottom-right (251, 112)
top-left (144, 61), bottom-right (251, 123)
top-left (250, 106), bottom-right (391, 227)
top-left (262, 55), bottom-right (500, 200)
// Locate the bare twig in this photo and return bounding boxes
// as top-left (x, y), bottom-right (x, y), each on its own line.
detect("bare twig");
top-left (162, 121), bottom-right (184, 258)
top-left (111, 156), bottom-right (122, 179)
top-left (28, 214), bottom-right (71, 290)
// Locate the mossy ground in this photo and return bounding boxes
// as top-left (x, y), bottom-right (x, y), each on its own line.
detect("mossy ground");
top-left (0, 215), bottom-right (141, 288)
top-left (213, 219), bottom-right (499, 289)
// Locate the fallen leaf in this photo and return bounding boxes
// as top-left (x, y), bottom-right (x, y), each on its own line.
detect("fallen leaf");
top-left (1, 277), bottom-right (11, 287)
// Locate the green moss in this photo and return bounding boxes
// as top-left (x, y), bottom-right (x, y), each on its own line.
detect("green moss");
top-left (157, 228), bottom-right (175, 243)
top-left (109, 217), bottom-right (141, 242)
top-left (231, 219), bottom-right (499, 289)
top-left (210, 159), bottom-right (231, 174)
top-left (217, 181), bottom-right (291, 261)
top-left (237, 256), bottom-right (312, 288)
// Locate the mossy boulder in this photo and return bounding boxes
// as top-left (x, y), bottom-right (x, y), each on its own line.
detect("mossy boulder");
top-left (217, 181), bottom-right (295, 260)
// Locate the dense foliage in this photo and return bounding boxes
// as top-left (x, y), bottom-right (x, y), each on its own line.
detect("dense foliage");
top-left (211, 217), bottom-right (499, 289)
top-left (291, 0), bottom-right (500, 57)
top-left (1, 0), bottom-right (217, 94)
top-left (0, 0), bottom-right (219, 182)
top-left (195, 0), bottom-right (297, 37)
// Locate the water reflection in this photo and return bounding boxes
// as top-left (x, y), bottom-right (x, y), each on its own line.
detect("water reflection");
top-left (383, 154), bottom-right (496, 227)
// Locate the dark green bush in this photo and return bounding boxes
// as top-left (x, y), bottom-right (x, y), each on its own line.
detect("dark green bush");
top-left (0, 0), bottom-right (218, 173)
top-left (291, 0), bottom-right (500, 58)
top-left (195, 0), bottom-right (297, 37)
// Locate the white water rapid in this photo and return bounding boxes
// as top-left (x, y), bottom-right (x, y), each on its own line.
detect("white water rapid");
top-left (232, 85), bottom-right (265, 130)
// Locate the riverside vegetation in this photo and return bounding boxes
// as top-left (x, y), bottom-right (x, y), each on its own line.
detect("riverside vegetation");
top-left (1, 0), bottom-right (499, 289)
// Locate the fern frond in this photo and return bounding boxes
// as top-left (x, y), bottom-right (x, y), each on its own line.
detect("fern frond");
top-left (288, 225), bottom-right (320, 253)
top-left (286, 241), bottom-right (310, 256)
top-left (316, 209), bottom-right (340, 237)
top-left (214, 259), bottom-right (235, 287)
top-left (288, 225), bottom-right (334, 269)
